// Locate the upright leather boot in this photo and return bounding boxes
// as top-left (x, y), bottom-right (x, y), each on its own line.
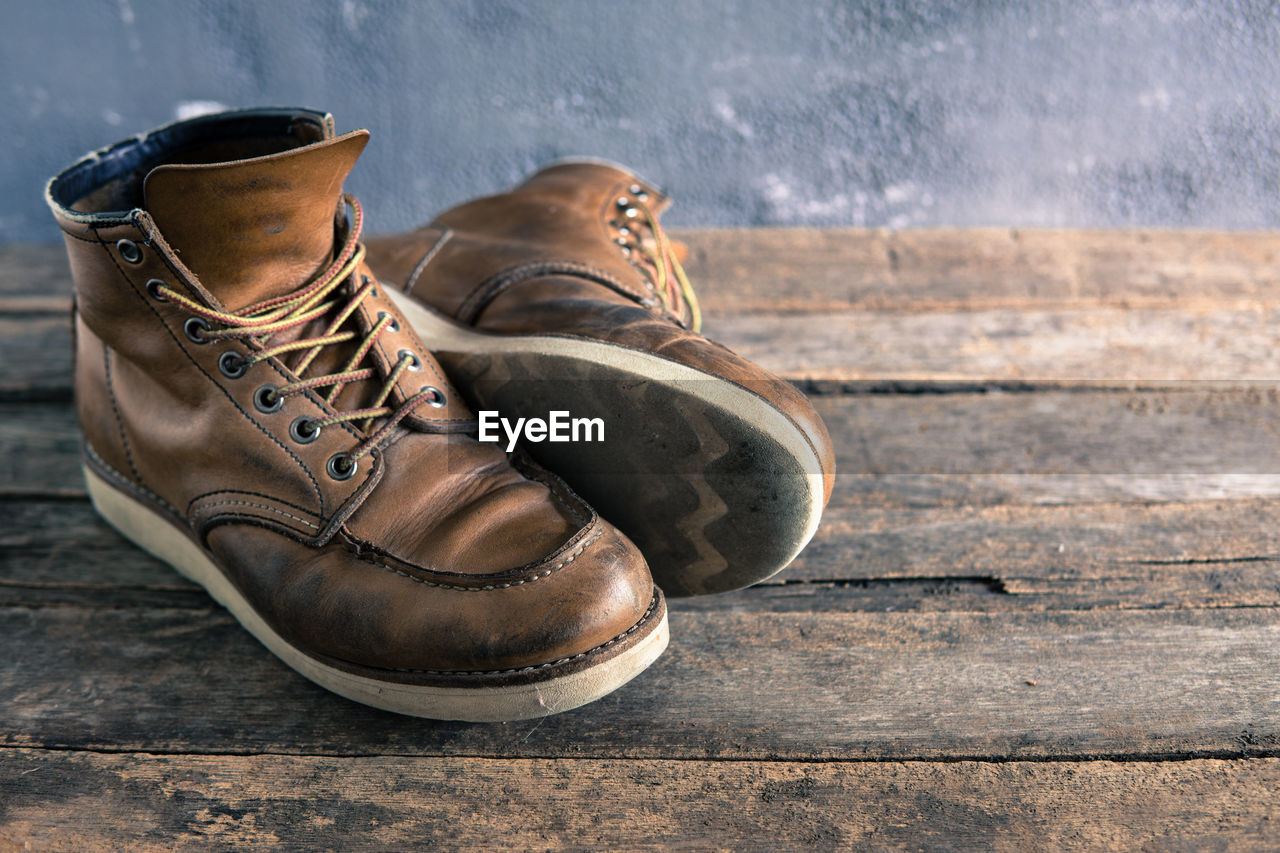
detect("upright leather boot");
top-left (46, 112), bottom-right (667, 721)
top-left (365, 162), bottom-right (835, 596)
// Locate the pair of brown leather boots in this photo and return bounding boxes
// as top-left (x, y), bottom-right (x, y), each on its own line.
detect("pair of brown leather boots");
top-left (46, 108), bottom-right (834, 721)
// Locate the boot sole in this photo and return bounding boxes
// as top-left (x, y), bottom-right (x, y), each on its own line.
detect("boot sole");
top-left (84, 462), bottom-right (669, 722)
top-left (389, 289), bottom-right (825, 597)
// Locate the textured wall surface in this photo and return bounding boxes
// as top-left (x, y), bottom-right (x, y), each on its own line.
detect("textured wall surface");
top-left (6, 0), bottom-right (1280, 243)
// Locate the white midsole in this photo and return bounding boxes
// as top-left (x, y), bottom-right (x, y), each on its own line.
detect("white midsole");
top-left (84, 463), bottom-right (669, 722)
top-left (388, 288), bottom-right (827, 569)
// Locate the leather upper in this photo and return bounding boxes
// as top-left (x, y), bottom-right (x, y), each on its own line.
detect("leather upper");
top-left (365, 161), bottom-right (836, 503)
top-left (48, 110), bottom-right (655, 675)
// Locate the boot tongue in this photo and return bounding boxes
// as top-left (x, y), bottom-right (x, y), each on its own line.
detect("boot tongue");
top-left (144, 130), bottom-right (369, 311)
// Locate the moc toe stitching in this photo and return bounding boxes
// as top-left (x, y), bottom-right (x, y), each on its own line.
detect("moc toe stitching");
top-left (375, 591), bottom-right (661, 676)
top-left (359, 527), bottom-right (604, 591)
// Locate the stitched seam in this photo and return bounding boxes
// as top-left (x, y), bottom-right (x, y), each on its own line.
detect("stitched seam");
top-left (197, 515), bottom-right (319, 548)
top-left (362, 294), bottom-right (451, 388)
top-left (367, 529), bottom-right (602, 592)
top-left (362, 464), bottom-right (593, 573)
top-left (508, 450), bottom-right (594, 528)
top-left (85, 441), bottom-right (182, 517)
top-left (184, 488), bottom-right (321, 517)
top-left (516, 460), bottom-right (591, 529)
top-left (102, 345), bottom-right (143, 484)
top-left (460, 260), bottom-right (624, 321)
top-left (62, 229), bottom-right (107, 244)
top-left (141, 218), bottom-right (365, 446)
top-left (404, 227), bottom-right (452, 292)
top-left (543, 480), bottom-right (587, 529)
top-left (458, 260), bottom-right (653, 324)
top-left (197, 500), bottom-right (321, 529)
top-left (97, 230), bottom-right (334, 512)
top-left (374, 331), bottom-right (455, 394)
top-left (384, 593), bottom-right (658, 675)
top-left (136, 215), bottom-right (367, 446)
top-left (360, 299), bottom-right (475, 426)
top-left (128, 202), bottom-right (428, 445)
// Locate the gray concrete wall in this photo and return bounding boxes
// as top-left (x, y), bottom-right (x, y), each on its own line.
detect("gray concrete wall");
top-left (6, 0), bottom-right (1280, 243)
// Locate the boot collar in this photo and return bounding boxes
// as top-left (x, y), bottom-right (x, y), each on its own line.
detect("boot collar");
top-left (44, 108), bottom-right (366, 312)
top-left (142, 129), bottom-right (368, 310)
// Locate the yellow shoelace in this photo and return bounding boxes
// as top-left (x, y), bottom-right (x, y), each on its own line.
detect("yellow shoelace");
top-left (154, 195), bottom-right (436, 469)
top-left (613, 191), bottom-right (702, 332)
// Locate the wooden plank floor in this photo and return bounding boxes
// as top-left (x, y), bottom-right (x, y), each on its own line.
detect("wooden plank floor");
top-left (4, 230), bottom-right (1280, 850)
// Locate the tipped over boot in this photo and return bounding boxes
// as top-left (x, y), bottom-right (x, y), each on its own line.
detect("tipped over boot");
top-left (46, 111), bottom-right (667, 721)
top-left (365, 162), bottom-right (835, 596)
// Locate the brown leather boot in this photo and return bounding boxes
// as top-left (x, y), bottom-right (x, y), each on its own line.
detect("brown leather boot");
top-left (46, 112), bottom-right (667, 720)
top-left (365, 162), bottom-right (835, 596)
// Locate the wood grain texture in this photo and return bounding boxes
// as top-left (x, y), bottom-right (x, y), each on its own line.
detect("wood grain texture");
top-left (703, 305), bottom-right (1280, 382)
top-left (8, 385), bottom-right (1280, 611)
top-left (15, 229), bottom-right (1280, 390)
top-left (8, 497), bottom-right (1280, 611)
top-left (0, 405), bottom-right (82, 493)
top-left (13, 304), bottom-right (1280, 391)
top-left (10, 230), bottom-right (1280, 847)
top-left (4, 749), bottom-right (1278, 851)
top-left (0, 317), bottom-right (70, 401)
top-left (4, 605), bottom-right (1280, 761)
top-left (10, 386), bottom-right (1280, 504)
top-left (813, 387), bottom-right (1280, 507)
top-left (0, 245), bottom-right (74, 301)
top-left (16, 228), bottom-right (1280, 310)
top-left (684, 227), bottom-right (1280, 313)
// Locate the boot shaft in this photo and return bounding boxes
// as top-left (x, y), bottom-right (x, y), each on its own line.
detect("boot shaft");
top-left (46, 109), bottom-right (471, 545)
top-left (48, 109), bottom-right (350, 359)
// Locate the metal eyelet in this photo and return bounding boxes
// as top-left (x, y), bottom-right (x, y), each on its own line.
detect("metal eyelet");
top-left (217, 351), bottom-right (247, 378)
top-left (420, 385), bottom-right (447, 408)
top-left (116, 239), bottom-right (143, 264)
top-left (617, 226), bottom-right (631, 236)
top-left (327, 453), bottom-right (357, 480)
top-left (377, 311), bottom-right (400, 332)
top-left (614, 237), bottom-right (629, 246)
top-left (629, 183), bottom-right (644, 194)
top-left (184, 317), bottom-right (212, 343)
top-left (254, 384), bottom-right (283, 413)
top-left (362, 274), bottom-right (378, 297)
top-left (615, 196), bottom-right (630, 209)
top-left (398, 349), bottom-right (422, 371)
top-left (289, 416), bottom-right (320, 444)
top-left (145, 279), bottom-right (168, 300)
top-left (623, 207), bottom-right (640, 219)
